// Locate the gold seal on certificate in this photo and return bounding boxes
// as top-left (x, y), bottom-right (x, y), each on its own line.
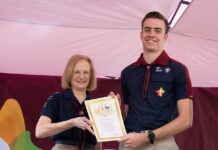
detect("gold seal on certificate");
top-left (85, 96), bottom-right (127, 142)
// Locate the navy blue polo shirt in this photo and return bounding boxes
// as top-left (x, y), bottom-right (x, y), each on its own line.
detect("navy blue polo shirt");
top-left (121, 51), bottom-right (193, 132)
top-left (40, 88), bottom-right (97, 145)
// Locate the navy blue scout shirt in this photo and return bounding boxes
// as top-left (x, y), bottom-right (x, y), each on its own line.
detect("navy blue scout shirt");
top-left (40, 88), bottom-right (97, 145)
top-left (121, 51), bottom-right (192, 133)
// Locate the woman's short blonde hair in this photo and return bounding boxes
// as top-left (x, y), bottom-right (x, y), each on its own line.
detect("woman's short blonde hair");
top-left (61, 54), bottom-right (97, 91)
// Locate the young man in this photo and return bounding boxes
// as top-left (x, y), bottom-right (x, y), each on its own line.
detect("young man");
top-left (116, 11), bottom-right (193, 150)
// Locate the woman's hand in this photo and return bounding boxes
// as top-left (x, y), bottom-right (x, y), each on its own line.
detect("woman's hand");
top-left (36, 116), bottom-right (95, 138)
top-left (71, 117), bottom-right (95, 135)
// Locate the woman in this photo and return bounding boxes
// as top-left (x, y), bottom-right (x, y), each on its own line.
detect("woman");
top-left (35, 54), bottom-right (101, 150)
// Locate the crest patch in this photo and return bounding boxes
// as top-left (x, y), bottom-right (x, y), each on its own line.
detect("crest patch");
top-left (155, 87), bottom-right (166, 97)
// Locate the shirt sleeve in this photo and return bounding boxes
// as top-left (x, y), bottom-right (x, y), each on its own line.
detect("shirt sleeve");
top-left (174, 64), bottom-right (193, 101)
top-left (121, 69), bottom-right (130, 104)
top-left (40, 93), bottom-right (59, 122)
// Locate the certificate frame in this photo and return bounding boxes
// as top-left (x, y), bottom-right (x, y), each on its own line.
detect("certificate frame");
top-left (85, 96), bottom-right (126, 142)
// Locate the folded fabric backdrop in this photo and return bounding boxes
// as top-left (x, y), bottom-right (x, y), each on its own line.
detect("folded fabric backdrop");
top-left (0, 73), bottom-right (217, 150)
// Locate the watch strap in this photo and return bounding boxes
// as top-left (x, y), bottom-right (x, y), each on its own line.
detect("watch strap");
top-left (147, 130), bottom-right (155, 144)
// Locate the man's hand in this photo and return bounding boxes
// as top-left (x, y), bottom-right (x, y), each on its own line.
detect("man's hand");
top-left (108, 91), bottom-right (121, 106)
top-left (119, 132), bottom-right (148, 149)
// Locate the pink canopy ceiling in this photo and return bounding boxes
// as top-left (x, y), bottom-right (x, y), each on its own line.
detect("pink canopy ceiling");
top-left (0, 0), bottom-right (218, 87)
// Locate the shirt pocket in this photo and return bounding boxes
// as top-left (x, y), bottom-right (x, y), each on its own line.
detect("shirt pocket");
top-left (150, 72), bottom-right (174, 99)
top-left (151, 72), bottom-right (173, 83)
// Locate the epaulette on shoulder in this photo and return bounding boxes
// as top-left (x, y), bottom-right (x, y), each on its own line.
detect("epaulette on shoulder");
top-left (47, 92), bottom-right (60, 100)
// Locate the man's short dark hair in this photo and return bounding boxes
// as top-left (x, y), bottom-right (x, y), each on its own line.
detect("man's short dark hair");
top-left (141, 11), bottom-right (169, 34)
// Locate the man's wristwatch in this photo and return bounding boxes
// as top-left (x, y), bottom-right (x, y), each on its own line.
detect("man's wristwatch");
top-left (147, 130), bottom-right (155, 144)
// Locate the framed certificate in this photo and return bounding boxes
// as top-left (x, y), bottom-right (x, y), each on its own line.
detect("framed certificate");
top-left (85, 96), bottom-right (126, 142)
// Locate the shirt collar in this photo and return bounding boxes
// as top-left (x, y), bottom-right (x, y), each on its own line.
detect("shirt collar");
top-left (134, 50), bottom-right (170, 68)
top-left (64, 88), bottom-right (90, 101)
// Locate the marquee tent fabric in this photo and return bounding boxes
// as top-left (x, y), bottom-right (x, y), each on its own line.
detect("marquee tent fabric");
top-left (0, 0), bottom-right (218, 87)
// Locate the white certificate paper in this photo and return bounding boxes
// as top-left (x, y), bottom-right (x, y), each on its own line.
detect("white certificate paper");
top-left (85, 96), bottom-right (126, 142)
